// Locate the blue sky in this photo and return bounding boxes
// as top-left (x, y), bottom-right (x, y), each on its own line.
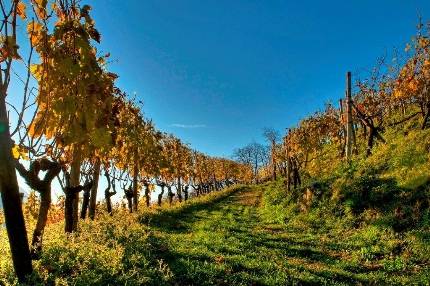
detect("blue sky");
top-left (40, 1), bottom-right (430, 157)
top-left (88, 0), bottom-right (430, 157)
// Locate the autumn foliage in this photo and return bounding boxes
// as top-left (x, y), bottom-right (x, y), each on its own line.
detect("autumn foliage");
top-left (0, 0), bottom-right (251, 282)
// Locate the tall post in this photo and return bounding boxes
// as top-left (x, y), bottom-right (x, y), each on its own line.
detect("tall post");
top-left (345, 72), bottom-right (353, 161)
top-left (284, 131), bottom-right (291, 192)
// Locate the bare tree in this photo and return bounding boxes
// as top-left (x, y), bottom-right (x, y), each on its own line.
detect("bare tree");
top-left (234, 142), bottom-right (268, 183)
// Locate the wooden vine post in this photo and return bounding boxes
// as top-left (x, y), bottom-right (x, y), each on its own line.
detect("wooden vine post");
top-left (345, 71), bottom-right (354, 161)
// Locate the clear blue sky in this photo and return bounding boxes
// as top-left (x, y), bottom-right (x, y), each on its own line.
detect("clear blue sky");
top-left (90, 0), bottom-right (430, 157)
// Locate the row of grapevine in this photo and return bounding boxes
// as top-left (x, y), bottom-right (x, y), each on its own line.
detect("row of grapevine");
top-left (0, 0), bottom-right (252, 281)
top-left (263, 22), bottom-right (430, 189)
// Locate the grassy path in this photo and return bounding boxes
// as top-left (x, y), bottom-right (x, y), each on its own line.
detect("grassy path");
top-left (148, 186), bottom-right (368, 286)
top-left (1, 185), bottom-right (426, 285)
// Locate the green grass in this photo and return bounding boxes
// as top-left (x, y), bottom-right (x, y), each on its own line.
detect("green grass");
top-left (142, 185), bottom-right (429, 285)
top-left (1, 184), bottom-right (429, 285)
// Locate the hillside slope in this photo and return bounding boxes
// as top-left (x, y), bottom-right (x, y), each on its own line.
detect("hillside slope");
top-left (2, 183), bottom-right (427, 285)
top-left (147, 186), bottom-right (429, 285)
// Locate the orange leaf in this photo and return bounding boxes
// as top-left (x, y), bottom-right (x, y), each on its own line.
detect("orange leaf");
top-left (16, 1), bottom-right (26, 19)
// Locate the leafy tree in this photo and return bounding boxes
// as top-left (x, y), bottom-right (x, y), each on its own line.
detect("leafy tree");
top-left (234, 142), bottom-right (268, 183)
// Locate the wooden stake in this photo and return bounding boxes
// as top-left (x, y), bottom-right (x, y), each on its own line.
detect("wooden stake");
top-left (345, 72), bottom-right (353, 160)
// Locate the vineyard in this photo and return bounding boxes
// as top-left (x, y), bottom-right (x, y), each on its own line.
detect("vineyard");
top-left (0, 0), bottom-right (430, 285)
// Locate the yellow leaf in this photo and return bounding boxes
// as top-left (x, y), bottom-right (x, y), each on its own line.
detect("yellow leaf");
top-left (11, 145), bottom-right (20, 159)
top-left (28, 118), bottom-right (43, 138)
top-left (30, 64), bottom-right (45, 80)
top-left (12, 145), bottom-right (29, 160)
top-left (27, 21), bottom-right (43, 46)
top-left (27, 21), bottom-right (42, 34)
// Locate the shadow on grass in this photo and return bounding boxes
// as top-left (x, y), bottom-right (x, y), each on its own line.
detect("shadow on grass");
top-left (227, 229), bottom-right (370, 284)
top-left (341, 176), bottom-right (430, 232)
top-left (140, 186), bottom-right (248, 233)
top-left (140, 187), bottom-right (374, 285)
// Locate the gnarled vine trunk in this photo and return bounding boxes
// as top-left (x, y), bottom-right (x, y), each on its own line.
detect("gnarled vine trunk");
top-left (104, 170), bottom-right (115, 215)
top-left (177, 177), bottom-right (182, 202)
top-left (125, 185), bottom-right (134, 213)
top-left (158, 184), bottom-right (165, 206)
top-left (64, 182), bottom-right (91, 233)
top-left (132, 151), bottom-right (139, 211)
top-left (31, 190), bottom-right (50, 258)
top-left (88, 159), bottom-right (101, 219)
top-left (15, 159), bottom-right (61, 259)
top-left (167, 186), bottom-right (174, 205)
top-left (70, 148), bottom-right (82, 232)
top-left (183, 185), bottom-right (189, 201)
top-left (144, 183), bottom-right (151, 207)
top-left (80, 185), bottom-right (90, 219)
top-left (63, 162), bottom-right (91, 233)
top-left (80, 180), bottom-right (94, 220)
